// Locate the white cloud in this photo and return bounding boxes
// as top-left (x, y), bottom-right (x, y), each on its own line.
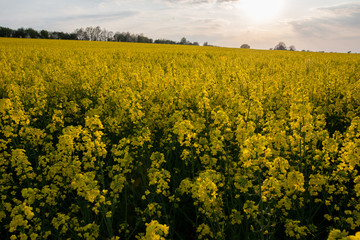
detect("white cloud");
top-left (289, 2), bottom-right (360, 38)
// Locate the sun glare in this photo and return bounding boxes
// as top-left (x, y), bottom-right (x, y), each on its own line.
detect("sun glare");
top-left (241, 0), bottom-right (284, 22)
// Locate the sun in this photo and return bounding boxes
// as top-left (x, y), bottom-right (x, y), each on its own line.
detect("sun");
top-left (241, 0), bottom-right (285, 22)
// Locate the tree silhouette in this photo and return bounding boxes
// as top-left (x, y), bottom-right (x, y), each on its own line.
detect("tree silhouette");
top-left (274, 42), bottom-right (287, 50)
top-left (240, 44), bottom-right (250, 49)
top-left (0, 26), bottom-right (13, 37)
top-left (289, 45), bottom-right (296, 51)
top-left (40, 30), bottom-right (49, 39)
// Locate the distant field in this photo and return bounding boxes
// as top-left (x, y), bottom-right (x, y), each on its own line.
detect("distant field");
top-left (1, 38), bottom-right (360, 239)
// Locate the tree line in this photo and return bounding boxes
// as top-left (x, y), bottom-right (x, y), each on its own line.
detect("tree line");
top-left (0, 26), bottom-right (200, 45)
top-left (1, 26), bottom-right (305, 50)
top-left (0, 26), bottom-right (77, 40)
top-left (272, 41), bottom-right (296, 51)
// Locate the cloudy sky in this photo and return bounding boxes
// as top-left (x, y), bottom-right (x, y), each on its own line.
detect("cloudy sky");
top-left (1, 0), bottom-right (360, 52)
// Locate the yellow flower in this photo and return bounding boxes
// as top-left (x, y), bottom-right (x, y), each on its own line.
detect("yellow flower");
top-left (138, 220), bottom-right (169, 240)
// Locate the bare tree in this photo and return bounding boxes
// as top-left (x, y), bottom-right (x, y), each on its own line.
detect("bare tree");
top-left (99, 28), bottom-right (109, 41)
top-left (240, 44), bottom-right (250, 49)
top-left (75, 28), bottom-right (88, 40)
top-left (106, 31), bottom-right (114, 41)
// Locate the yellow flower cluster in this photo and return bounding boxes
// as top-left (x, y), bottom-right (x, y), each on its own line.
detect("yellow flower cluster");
top-left (1, 38), bottom-right (360, 239)
top-left (137, 220), bottom-right (169, 240)
top-left (147, 152), bottom-right (171, 196)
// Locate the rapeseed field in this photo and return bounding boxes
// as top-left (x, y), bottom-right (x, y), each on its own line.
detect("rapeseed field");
top-left (1, 38), bottom-right (360, 239)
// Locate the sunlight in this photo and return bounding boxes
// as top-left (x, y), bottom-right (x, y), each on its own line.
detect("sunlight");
top-left (241, 0), bottom-right (285, 22)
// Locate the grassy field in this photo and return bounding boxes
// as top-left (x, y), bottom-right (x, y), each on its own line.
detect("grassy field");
top-left (1, 38), bottom-right (360, 239)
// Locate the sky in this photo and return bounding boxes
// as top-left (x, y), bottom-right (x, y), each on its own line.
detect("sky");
top-left (1, 0), bottom-right (360, 52)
